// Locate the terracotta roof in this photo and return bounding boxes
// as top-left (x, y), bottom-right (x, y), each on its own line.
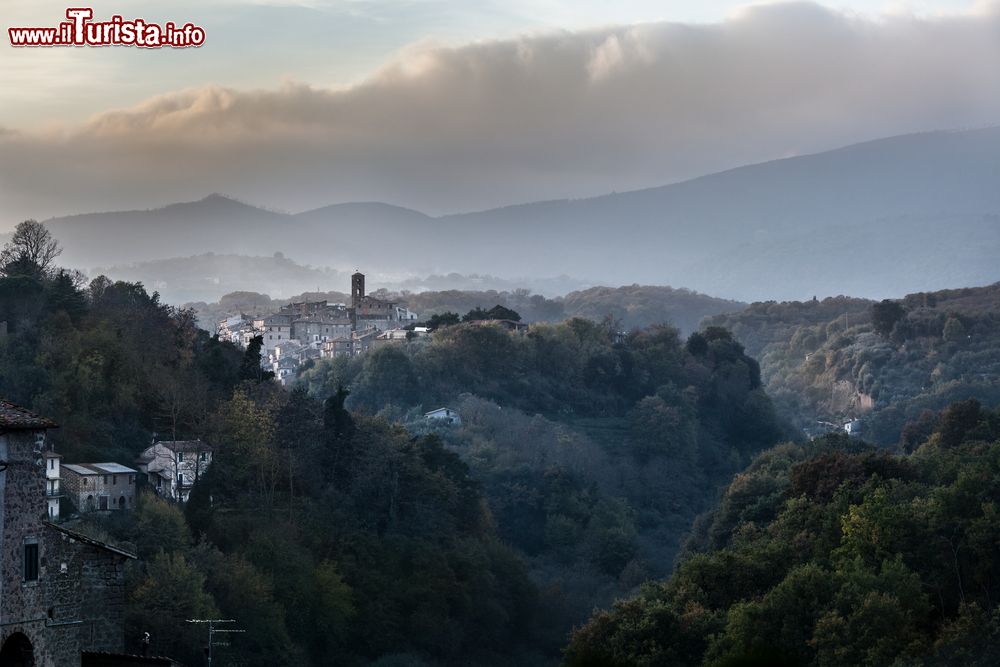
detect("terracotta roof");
top-left (0, 400), bottom-right (57, 430)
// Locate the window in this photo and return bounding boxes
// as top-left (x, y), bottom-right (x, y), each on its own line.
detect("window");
top-left (49, 459), bottom-right (54, 470)
top-left (103, 475), bottom-right (108, 485)
top-left (24, 542), bottom-right (39, 582)
top-left (112, 475), bottom-right (117, 485)
top-left (177, 452), bottom-right (184, 463)
top-left (82, 478), bottom-right (88, 487)
top-left (177, 473), bottom-right (185, 486)
top-left (200, 452), bottom-right (208, 462)
top-left (129, 475), bottom-right (134, 485)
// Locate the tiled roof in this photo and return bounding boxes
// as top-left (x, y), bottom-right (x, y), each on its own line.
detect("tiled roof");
top-left (63, 462), bottom-right (138, 475)
top-left (45, 522), bottom-right (138, 560)
top-left (0, 400), bottom-right (57, 430)
top-left (152, 439), bottom-right (212, 453)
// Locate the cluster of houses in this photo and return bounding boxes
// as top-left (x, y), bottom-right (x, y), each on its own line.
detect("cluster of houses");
top-left (42, 438), bottom-right (212, 522)
top-left (0, 399), bottom-right (195, 665)
top-left (216, 271), bottom-right (428, 384)
top-left (0, 389), bottom-right (458, 667)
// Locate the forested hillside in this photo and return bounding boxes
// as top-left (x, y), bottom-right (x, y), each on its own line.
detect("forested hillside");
top-left (566, 400), bottom-right (1000, 667)
top-left (704, 284), bottom-right (1000, 445)
top-left (0, 225), bottom-right (538, 665)
top-left (297, 319), bottom-right (790, 643)
top-left (39, 128), bottom-right (1000, 302)
top-left (1, 225), bottom-right (785, 665)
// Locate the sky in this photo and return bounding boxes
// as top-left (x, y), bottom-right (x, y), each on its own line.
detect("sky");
top-left (2, 0), bottom-right (998, 222)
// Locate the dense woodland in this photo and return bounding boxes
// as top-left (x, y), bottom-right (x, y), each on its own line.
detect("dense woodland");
top-left (294, 311), bottom-right (791, 652)
top-left (705, 285), bottom-right (1000, 445)
top-left (5, 222), bottom-right (1000, 665)
top-left (566, 400), bottom-right (1000, 666)
top-left (0, 224), bottom-right (783, 665)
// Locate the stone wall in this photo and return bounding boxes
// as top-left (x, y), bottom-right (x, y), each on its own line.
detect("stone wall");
top-left (0, 429), bottom-right (131, 666)
top-left (0, 430), bottom-right (79, 666)
top-left (62, 469), bottom-right (137, 513)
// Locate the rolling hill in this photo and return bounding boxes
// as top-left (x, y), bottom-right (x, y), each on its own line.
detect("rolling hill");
top-left (39, 126), bottom-right (1000, 302)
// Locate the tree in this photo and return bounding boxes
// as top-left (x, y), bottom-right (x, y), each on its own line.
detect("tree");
top-left (134, 492), bottom-right (192, 559)
top-left (872, 300), bottom-right (906, 338)
top-left (687, 331), bottom-right (709, 356)
top-left (422, 312), bottom-right (461, 329)
top-left (44, 270), bottom-right (87, 321)
top-left (462, 304), bottom-right (521, 322)
top-left (934, 399), bottom-right (982, 448)
top-left (0, 220), bottom-right (62, 278)
top-left (942, 317), bottom-right (967, 342)
top-left (126, 552), bottom-right (220, 665)
top-left (240, 335), bottom-right (274, 383)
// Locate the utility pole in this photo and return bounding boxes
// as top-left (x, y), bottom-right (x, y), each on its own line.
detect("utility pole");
top-left (186, 618), bottom-right (245, 667)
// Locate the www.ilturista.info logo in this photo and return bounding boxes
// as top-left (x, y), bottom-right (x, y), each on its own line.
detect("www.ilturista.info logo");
top-left (9, 8), bottom-right (205, 48)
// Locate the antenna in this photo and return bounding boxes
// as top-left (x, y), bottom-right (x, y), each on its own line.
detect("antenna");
top-left (186, 619), bottom-right (244, 667)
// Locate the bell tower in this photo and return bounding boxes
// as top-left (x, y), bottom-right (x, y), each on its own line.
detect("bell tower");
top-left (351, 271), bottom-right (365, 311)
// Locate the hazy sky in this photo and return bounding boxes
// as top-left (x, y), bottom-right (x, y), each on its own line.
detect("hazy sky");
top-left (2, 0), bottom-right (998, 222)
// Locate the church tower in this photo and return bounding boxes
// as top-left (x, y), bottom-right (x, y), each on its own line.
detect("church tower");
top-left (351, 271), bottom-right (365, 310)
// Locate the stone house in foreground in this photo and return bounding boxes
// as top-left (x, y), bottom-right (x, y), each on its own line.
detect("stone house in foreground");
top-left (0, 400), bottom-right (136, 666)
top-left (136, 440), bottom-right (213, 502)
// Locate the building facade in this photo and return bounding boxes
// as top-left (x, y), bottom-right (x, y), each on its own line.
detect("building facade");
top-left (60, 464), bottom-right (138, 514)
top-left (425, 407), bottom-right (462, 426)
top-left (136, 440), bottom-right (213, 502)
top-left (44, 451), bottom-right (61, 520)
top-left (254, 314), bottom-right (292, 358)
top-left (0, 400), bottom-right (135, 666)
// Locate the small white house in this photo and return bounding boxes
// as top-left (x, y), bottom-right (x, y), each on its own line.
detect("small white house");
top-left (136, 440), bottom-right (213, 502)
top-left (425, 407), bottom-right (461, 426)
top-left (844, 419), bottom-right (863, 437)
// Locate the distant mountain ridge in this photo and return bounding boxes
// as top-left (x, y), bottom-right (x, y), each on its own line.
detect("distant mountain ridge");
top-left (40, 126), bottom-right (1000, 301)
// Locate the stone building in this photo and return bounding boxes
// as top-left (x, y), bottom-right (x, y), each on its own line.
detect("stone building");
top-left (350, 272), bottom-right (417, 331)
top-left (319, 329), bottom-right (380, 359)
top-left (290, 315), bottom-right (353, 349)
top-left (60, 464), bottom-right (138, 514)
top-left (253, 314), bottom-right (292, 358)
top-left (136, 440), bottom-right (212, 502)
top-left (0, 400), bottom-right (136, 666)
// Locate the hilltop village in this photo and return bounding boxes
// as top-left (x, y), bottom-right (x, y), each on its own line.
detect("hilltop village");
top-left (215, 272), bottom-right (423, 383)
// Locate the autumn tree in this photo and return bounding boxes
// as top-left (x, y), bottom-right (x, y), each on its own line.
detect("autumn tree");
top-left (0, 219), bottom-right (62, 279)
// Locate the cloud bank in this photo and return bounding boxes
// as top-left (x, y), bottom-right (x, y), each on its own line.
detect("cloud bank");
top-left (2, 1), bottom-right (1000, 222)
